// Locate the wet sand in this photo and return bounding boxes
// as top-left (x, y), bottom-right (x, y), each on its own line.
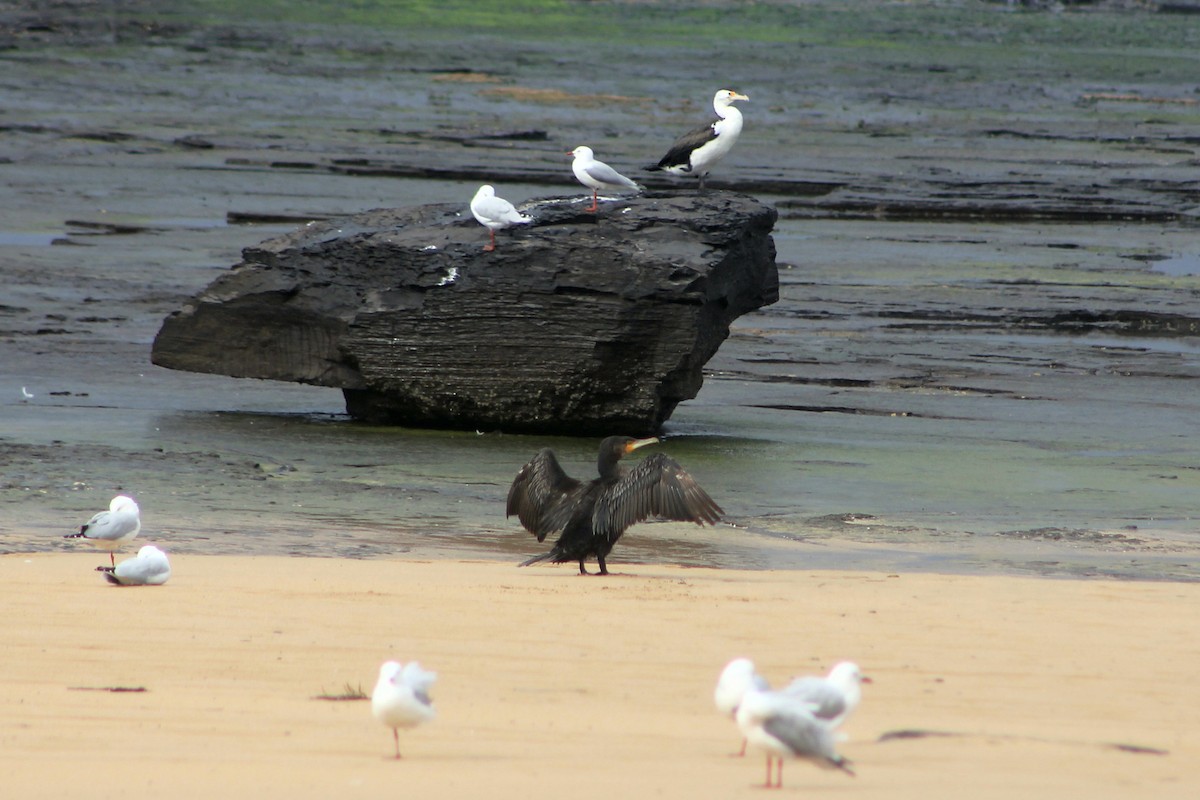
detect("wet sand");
top-left (3, 553), bottom-right (1197, 799)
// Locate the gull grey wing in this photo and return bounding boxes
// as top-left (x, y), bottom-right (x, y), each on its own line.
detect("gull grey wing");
top-left (82, 510), bottom-right (118, 539)
top-left (762, 708), bottom-right (839, 761)
top-left (506, 449), bottom-right (582, 542)
top-left (584, 161), bottom-right (638, 189)
top-left (784, 677), bottom-right (848, 722)
top-left (482, 195), bottom-right (530, 224)
top-left (592, 452), bottom-right (723, 538)
top-left (113, 558), bottom-right (157, 585)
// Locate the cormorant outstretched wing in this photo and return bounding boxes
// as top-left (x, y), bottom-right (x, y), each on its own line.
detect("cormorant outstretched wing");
top-left (506, 448), bottom-right (582, 542)
top-left (591, 452), bottom-right (723, 538)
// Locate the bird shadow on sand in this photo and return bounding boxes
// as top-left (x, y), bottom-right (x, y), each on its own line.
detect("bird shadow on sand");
top-left (877, 728), bottom-right (1168, 756)
top-left (312, 683), bottom-right (369, 701)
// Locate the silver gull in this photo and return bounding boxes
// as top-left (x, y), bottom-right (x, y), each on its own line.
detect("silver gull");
top-left (96, 544), bottom-right (171, 586)
top-left (371, 660), bottom-right (436, 759)
top-left (470, 184), bottom-right (531, 252)
top-left (64, 494), bottom-right (141, 566)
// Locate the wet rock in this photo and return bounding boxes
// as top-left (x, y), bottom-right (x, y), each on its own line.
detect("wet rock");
top-left (150, 191), bottom-right (779, 435)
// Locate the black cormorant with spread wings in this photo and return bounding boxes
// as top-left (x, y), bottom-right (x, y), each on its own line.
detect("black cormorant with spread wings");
top-left (507, 436), bottom-right (724, 575)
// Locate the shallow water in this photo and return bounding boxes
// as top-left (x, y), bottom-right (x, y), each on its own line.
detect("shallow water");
top-left (5, 209), bottom-right (1196, 579)
top-left (1152, 253), bottom-right (1200, 277)
top-left (1, 1), bottom-right (1198, 579)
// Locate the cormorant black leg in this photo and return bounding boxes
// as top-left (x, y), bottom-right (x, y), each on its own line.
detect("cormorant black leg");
top-left (596, 554), bottom-right (608, 575)
top-left (578, 559), bottom-right (589, 575)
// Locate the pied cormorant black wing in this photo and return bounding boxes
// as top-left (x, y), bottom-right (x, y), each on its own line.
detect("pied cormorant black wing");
top-left (647, 121), bottom-right (719, 172)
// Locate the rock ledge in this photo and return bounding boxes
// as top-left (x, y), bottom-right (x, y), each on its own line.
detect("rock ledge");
top-left (151, 191), bottom-right (779, 435)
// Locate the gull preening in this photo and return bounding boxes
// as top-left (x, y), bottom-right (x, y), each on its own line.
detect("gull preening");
top-left (96, 544), bottom-right (171, 586)
top-left (646, 89), bottom-right (749, 191)
top-left (470, 184), bottom-right (531, 252)
top-left (714, 657), bottom-right (770, 756)
top-left (568, 146), bottom-right (641, 212)
top-left (64, 494), bottom-right (141, 566)
top-left (782, 660), bottom-right (871, 731)
top-left (736, 688), bottom-right (855, 789)
top-left (371, 660), bottom-right (436, 759)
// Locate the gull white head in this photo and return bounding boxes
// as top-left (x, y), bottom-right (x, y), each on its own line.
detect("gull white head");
top-left (372, 660), bottom-right (437, 759)
top-left (827, 661), bottom-right (869, 704)
top-left (827, 661), bottom-right (866, 686)
top-left (715, 657), bottom-right (769, 717)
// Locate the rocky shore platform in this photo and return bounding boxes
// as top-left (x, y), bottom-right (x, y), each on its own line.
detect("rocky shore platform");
top-left (151, 192), bottom-right (778, 434)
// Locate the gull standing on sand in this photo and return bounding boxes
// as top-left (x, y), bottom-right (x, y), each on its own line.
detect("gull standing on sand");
top-left (569, 146), bottom-right (641, 212)
top-left (736, 688), bottom-right (855, 788)
top-left (470, 184), bottom-right (532, 252)
top-left (96, 544), bottom-right (171, 586)
top-left (372, 660), bottom-right (436, 759)
top-left (714, 657), bottom-right (770, 756)
top-left (646, 89), bottom-right (749, 191)
top-left (782, 661), bottom-right (871, 731)
top-left (64, 494), bottom-right (140, 566)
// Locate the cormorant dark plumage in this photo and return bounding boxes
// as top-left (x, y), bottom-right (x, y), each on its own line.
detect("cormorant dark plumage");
top-left (507, 436), bottom-right (724, 575)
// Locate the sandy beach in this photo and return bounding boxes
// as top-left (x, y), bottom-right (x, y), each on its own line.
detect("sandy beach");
top-left (2, 553), bottom-right (1196, 799)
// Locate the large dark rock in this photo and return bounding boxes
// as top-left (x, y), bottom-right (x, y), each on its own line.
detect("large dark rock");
top-left (151, 191), bottom-right (778, 435)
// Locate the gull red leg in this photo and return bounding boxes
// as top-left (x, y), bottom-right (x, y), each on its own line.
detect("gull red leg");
top-left (483, 229), bottom-right (496, 252)
top-left (586, 188), bottom-right (599, 213)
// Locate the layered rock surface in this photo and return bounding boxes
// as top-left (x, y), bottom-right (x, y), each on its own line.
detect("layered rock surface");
top-left (151, 191), bottom-right (779, 434)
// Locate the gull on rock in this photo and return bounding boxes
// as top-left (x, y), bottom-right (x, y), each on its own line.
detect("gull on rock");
top-left (96, 544), bottom-right (171, 586)
top-left (783, 660), bottom-right (871, 731)
top-left (714, 657), bottom-right (770, 756)
top-left (736, 688), bottom-right (855, 789)
top-left (646, 89), bottom-right (749, 191)
top-left (372, 660), bottom-right (436, 759)
top-left (64, 494), bottom-right (141, 566)
top-left (470, 184), bottom-right (532, 252)
top-left (568, 145), bottom-right (641, 212)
